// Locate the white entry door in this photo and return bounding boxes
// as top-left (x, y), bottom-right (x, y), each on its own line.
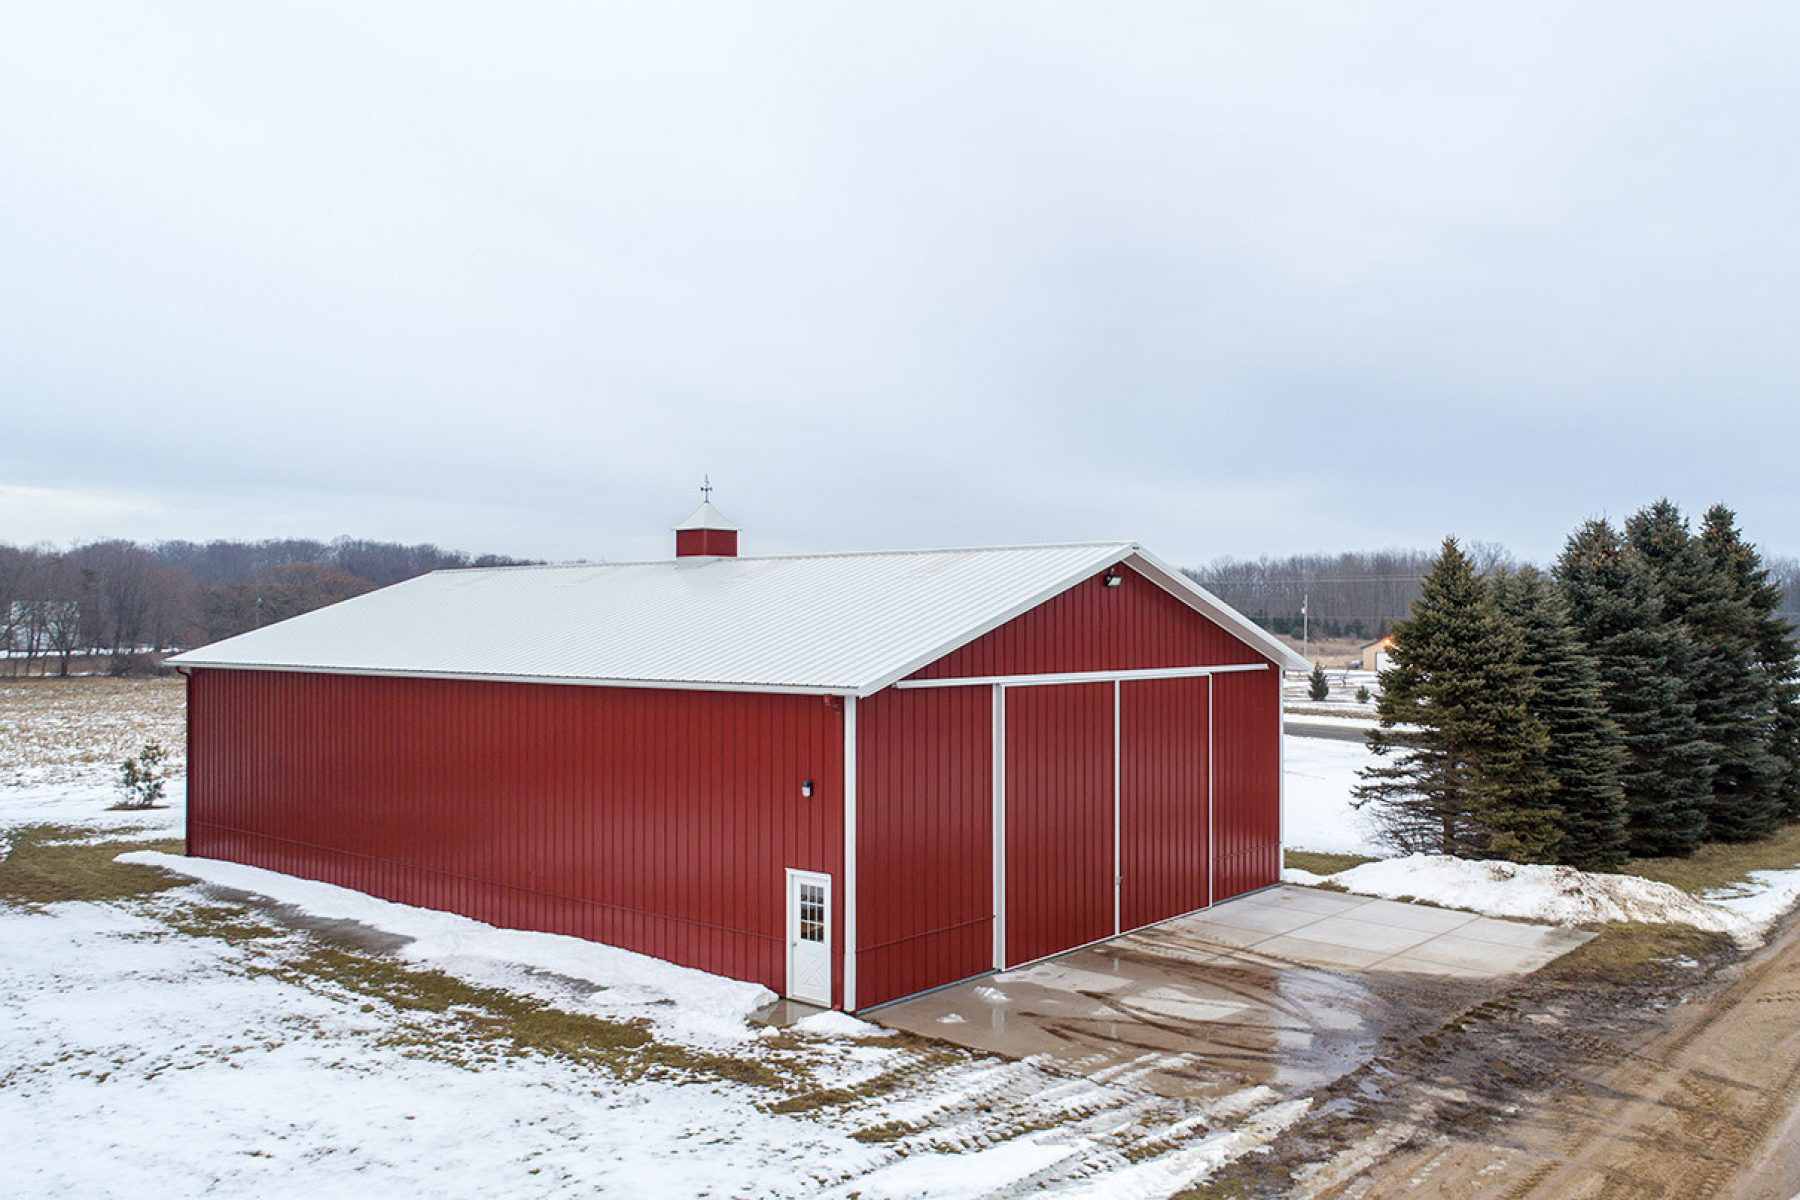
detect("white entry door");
top-left (785, 869), bottom-right (832, 1007)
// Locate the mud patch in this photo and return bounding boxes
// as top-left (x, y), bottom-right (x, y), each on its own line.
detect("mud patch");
top-left (1188, 922), bottom-right (1743, 1198)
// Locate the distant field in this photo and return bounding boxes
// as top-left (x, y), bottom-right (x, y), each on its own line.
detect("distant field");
top-left (0, 676), bottom-right (185, 788)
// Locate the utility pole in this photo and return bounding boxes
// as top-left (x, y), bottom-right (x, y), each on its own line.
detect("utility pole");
top-left (1302, 590), bottom-right (1309, 665)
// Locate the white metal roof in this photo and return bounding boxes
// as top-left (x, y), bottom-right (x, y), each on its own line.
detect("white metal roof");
top-left (167, 541), bottom-right (1308, 695)
top-left (674, 500), bottom-right (737, 531)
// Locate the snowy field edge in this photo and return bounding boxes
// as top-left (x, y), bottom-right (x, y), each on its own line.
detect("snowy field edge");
top-left (118, 849), bottom-right (778, 1045)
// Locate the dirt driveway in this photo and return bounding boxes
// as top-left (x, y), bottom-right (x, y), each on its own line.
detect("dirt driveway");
top-left (1315, 909), bottom-right (1800, 1200)
top-left (873, 886), bottom-right (1590, 1103)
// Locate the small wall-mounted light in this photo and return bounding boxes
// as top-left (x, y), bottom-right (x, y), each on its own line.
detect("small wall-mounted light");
top-left (801, 779), bottom-right (814, 799)
top-left (1103, 569), bottom-right (1122, 588)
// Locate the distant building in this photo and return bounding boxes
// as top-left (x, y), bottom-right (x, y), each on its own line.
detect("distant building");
top-left (1360, 637), bottom-right (1394, 672)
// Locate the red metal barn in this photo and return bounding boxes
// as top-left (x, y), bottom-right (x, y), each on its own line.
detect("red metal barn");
top-left (171, 505), bottom-right (1306, 1011)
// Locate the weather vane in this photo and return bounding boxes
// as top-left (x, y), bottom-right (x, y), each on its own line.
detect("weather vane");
top-left (701, 475), bottom-right (713, 502)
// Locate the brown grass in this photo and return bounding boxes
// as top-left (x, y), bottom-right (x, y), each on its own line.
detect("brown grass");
top-left (0, 824), bottom-right (185, 907)
top-left (1536, 921), bottom-right (1732, 984)
top-left (1623, 823), bottom-right (1800, 896)
top-left (1284, 849), bottom-right (1377, 876)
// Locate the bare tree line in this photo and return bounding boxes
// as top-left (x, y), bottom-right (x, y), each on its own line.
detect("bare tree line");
top-left (1184, 543), bottom-right (1541, 642)
top-left (1772, 555), bottom-right (1800, 626)
top-left (1188, 543), bottom-right (1800, 645)
top-left (3, 534), bottom-right (1791, 678)
top-left (1, 537), bottom-right (533, 677)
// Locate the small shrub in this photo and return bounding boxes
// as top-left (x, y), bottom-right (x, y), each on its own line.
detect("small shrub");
top-left (116, 741), bottom-right (170, 810)
top-left (1308, 663), bottom-right (1329, 702)
top-left (1356, 685), bottom-right (1371, 704)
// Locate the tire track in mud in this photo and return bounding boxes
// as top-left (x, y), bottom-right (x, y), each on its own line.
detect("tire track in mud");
top-left (1313, 913), bottom-right (1800, 1200)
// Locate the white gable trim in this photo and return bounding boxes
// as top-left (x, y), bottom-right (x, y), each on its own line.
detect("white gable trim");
top-left (855, 545), bottom-right (1307, 696)
top-left (851, 544), bottom-right (1136, 697)
top-left (1124, 548), bottom-right (1312, 673)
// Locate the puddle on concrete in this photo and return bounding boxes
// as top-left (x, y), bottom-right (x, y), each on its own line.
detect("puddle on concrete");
top-left (873, 932), bottom-right (1500, 1103)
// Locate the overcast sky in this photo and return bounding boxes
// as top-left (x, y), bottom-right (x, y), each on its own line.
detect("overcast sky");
top-left (2, 3), bottom-right (1797, 567)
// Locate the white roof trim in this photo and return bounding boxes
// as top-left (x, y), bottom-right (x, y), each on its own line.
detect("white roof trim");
top-left (171, 661), bottom-right (848, 696)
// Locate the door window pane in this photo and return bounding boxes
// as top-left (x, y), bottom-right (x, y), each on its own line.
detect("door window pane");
top-left (798, 882), bottom-right (825, 942)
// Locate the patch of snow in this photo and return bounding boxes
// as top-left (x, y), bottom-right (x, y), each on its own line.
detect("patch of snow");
top-left (1703, 868), bottom-right (1800, 931)
top-left (1316, 854), bottom-right (1786, 941)
top-left (0, 898), bottom-right (875, 1199)
top-left (1282, 735), bottom-right (1385, 856)
top-left (0, 774), bottom-right (187, 840)
top-left (1280, 867), bottom-right (1331, 886)
top-left (120, 850), bottom-right (773, 1045)
top-left (792, 1010), bottom-right (892, 1038)
top-left (1049, 1098), bottom-right (1312, 1199)
top-left (937, 1013), bottom-right (967, 1024)
top-left (849, 1131), bottom-right (1082, 1199)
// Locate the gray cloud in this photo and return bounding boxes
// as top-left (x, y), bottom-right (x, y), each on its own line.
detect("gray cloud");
top-left (2, 2), bottom-right (1796, 565)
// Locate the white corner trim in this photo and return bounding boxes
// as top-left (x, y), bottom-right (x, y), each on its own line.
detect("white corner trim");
top-left (992, 683), bottom-right (1006, 970)
top-left (1112, 679), bottom-right (1121, 936)
top-left (843, 694), bottom-right (858, 1013)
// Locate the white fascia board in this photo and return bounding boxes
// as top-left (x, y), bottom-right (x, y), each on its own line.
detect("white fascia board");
top-left (850, 542), bottom-right (1137, 698)
top-left (173, 659), bottom-right (854, 696)
top-left (894, 662), bottom-right (1268, 690)
top-left (1124, 548), bottom-right (1313, 673)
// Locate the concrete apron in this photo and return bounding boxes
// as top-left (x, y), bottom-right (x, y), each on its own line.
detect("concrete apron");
top-left (870, 885), bottom-right (1593, 1103)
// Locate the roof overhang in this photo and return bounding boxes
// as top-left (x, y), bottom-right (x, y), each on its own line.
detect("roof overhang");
top-left (169, 659), bottom-right (856, 696)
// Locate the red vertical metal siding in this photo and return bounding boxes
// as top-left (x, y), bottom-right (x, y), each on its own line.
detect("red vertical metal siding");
top-left (1211, 667), bottom-right (1281, 900)
top-left (187, 669), bottom-right (844, 1004)
top-left (1003, 682), bottom-right (1114, 967)
top-left (911, 564), bottom-right (1265, 680)
top-left (854, 686), bottom-right (993, 1008)
top-left (1119, 676), bottom-right (1210, 930)
top-left (675, 528), bottom-right (738, 557)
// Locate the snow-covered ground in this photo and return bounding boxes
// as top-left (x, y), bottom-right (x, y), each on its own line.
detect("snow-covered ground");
top-left (1281, 668), bottom-right (1381, 717)
top-left (1283, 734), bottom-right (1385, 856)
top-left (1284, 855), bottom-right (1800, 943)
top-left (1, 679), bottom-right (1301, 1198)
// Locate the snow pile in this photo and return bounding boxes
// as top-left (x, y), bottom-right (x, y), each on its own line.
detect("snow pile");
top-left (119, 850), bottom-right (775, 1044)
top-left (1704, 868), bottom-right (1800, 932)
top-left (1289, 854), bottom-right (1800, 942)
top-left (792, 1010), bottom-right (893, 1039)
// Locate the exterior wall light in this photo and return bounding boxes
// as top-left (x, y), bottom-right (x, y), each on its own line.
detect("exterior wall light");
top-left (1103, 569), bottom-right (1122, 588)
top-left (801, 779), bottom-right (814, 798)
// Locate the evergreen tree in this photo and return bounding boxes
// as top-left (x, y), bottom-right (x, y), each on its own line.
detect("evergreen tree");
top-left (1308, 663), bottom-right (1330, 701)
top-left (1355, 538), bottom-right (1560, 862)
top-left (1492, 567), bottom-right (1629, 869)
top-left (1700, 504), bottom-right (1800, 820)
top-left (1626, 500), bottom-right (1781, 840)
top-left (1556, 519), bottom-right (1711, 856)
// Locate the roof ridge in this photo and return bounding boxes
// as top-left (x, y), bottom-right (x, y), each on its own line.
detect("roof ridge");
top-left (428, 539), bottom-right (1137, 576)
